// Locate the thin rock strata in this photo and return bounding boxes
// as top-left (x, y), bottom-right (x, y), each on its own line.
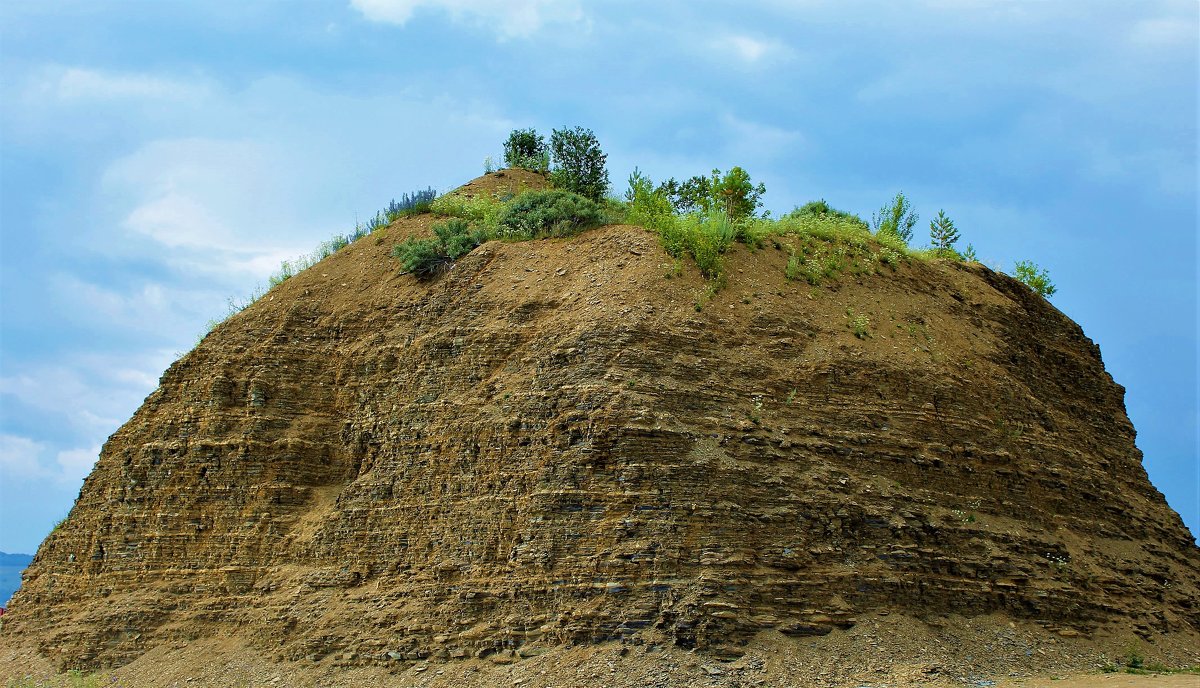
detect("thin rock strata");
top-left (3, 189), bottom-right (1197, 672)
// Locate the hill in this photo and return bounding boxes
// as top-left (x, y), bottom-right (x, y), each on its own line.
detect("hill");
top-left (1, 172), bottom-right (1197, 686)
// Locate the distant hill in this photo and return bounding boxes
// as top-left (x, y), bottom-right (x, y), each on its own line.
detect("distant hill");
top-left (0, 552), bottom-right (33, 605)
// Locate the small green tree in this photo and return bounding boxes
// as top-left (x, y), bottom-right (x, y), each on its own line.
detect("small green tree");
top-left (549, 126), bottom-right (609, 202)
top-left (710, 167), bottom-right (766, 220)
top-left (503, 128), bottom-right (549, 172)
top-left (1013, 260), bottom-right (1056, 298)
top-left (872, 191), bottom-right (918, 244)
top-left (929, 209), bottom-right (961, 257)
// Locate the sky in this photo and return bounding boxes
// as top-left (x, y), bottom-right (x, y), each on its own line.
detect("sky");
top-left (0, 0), bottom-right (1196, 554)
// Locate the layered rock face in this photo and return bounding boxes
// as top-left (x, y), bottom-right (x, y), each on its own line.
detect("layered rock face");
top-left (5, 190), bottom-right (1198, 670)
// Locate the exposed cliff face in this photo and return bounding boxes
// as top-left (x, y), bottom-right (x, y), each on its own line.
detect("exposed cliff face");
top-left (3, 174), bottom-right (1198, 675)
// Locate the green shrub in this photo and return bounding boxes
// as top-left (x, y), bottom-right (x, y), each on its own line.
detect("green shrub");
top-left (503, 128), bottom-right (549, 172)
top-left (872, 191), bottom-right (918, 245)
top-left (787, 200), bottom-right (869, 231)
top-left (392, 218), bottom-right (487, 277)
top-left (676, 212), bottom-right (735, 278)
top-left (1013, 260), bottom-right (1056, 297)
top-left (497, 189), bottom-right (606, 239)
top-left (430, 193), bottom-right (506, 231)
top-left (549, 126), bottom-right (610, 202)
top-left (625, 168), bottom-right (676, 231)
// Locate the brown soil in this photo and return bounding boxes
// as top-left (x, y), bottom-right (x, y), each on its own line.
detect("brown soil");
top-left (1, 173), bottom-right (1197, 686)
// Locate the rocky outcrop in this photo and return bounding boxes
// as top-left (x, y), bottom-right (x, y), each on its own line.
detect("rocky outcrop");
top-left (3, 180), bottom-right (1197, 671)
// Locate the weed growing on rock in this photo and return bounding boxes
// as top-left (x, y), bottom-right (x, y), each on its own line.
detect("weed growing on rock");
top-left (1013, 260), bottom-right (1057, 298)
top-left (846, 308), bottom-right (871, 338)
top-left (871, 191), bottom-right (918, 245)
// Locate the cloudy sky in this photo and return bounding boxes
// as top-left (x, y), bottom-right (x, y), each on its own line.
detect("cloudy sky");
top-left (0, 0), bottom-right (1196, 553)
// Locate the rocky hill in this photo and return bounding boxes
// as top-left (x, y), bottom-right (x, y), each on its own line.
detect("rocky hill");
top-left (2, 172), bottom-right (1197, 686)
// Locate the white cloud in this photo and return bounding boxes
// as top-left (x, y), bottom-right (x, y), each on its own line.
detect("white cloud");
top-left (51, 67), bottom-right (208, 102)
top-left (29, 66), bottom-right (210, 102)
top-left (709, 33), bottom-right (792, 65)
top-left (55, 446), bottom-right (101, 484)
top-left (0, 435), bottom-right (47, 480)
top-left (720, 113), bottom-right (803, 162)
top-left (0, 352), bottom-right (174, 435)
top-left (0, 435), bottom-right (98, 485)
top-left (1128, 17), bottom-right (1197, 48)
top-left (349, 0), bottom-right (586, 39)
top-left (99, 137), bottom-right (319, 285)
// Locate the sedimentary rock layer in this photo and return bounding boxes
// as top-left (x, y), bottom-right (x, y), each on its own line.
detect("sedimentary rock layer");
top-left (5, 183), bottom-right (1197, 670)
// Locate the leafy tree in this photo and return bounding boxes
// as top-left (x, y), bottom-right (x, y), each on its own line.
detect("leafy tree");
top-left (503, 129), bottom-right (549, 172)
top-left (1013, 260), bottom-right (1056, 298)
top-left (872, 191), bottom-right (918, 244)
top-left (929, 209), bottom-right (961, 257)
top-left (656, 176), bottom-right (711, 214)
top-left (549, 126), bottom-right (609, 202)
top-left (710, 167), bottom-right (766, 220)
top-left (655, 168), bottom-right (764, 219)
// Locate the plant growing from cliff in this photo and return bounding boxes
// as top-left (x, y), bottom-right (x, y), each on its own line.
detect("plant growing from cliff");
top-left (549, 126), bottom-right (609, 202)
top-left (1013, 260), bottom-right (1056, 298)
top-left (503, 128), bottom-right (549, 173)
top-left (846, 308), bottom-right (870, 338)
top-left (872, 191), bottom-right (918, 245)
top-left (392, 218), bottom-right (487, 277)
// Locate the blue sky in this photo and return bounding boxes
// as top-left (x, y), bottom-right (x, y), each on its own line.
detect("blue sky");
top-left (0, 0), bottom-right (1196, 553)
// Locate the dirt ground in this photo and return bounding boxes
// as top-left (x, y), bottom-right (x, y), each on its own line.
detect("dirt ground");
top-left (4, 614), bottom-right (1198, 688)
top-left (997, 675), bottom-right (1198, 688)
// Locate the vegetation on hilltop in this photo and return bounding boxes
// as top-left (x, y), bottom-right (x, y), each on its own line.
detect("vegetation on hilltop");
top-left (201, 126), bottom-right (1060, 339)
